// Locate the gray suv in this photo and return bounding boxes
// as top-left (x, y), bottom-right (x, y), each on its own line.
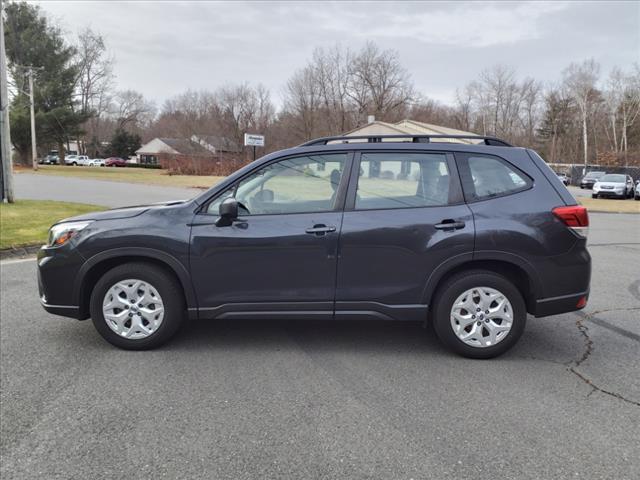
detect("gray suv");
top-left (37, 134), bottom-right (591, 358)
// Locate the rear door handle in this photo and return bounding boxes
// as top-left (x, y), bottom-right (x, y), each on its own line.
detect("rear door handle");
top-left (434, 220), bottom-right (466, 231)
top-left (305, 224), bottom-right (336, 236)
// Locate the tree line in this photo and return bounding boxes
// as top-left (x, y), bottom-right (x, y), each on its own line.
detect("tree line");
top-left (5, 1), bottom-right (640, 167)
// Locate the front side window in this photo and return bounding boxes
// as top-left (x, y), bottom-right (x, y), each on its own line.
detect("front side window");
top-left (207, 154), bottom-right (347, 215)
top-left (355, 152), bottom-right (451, 210)
top-left (458, 154), bottom-right (531, 201)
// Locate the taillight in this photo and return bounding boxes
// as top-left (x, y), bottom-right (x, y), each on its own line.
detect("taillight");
top-left (552, 205), bottom-right (589, 238)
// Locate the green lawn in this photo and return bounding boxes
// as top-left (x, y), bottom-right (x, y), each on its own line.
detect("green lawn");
top-left (578, 197), bottom-right (640, 214)
top-left (16, 165), bottom-right (224, 189)
top-left (0, 200), bottom-right (105, 249)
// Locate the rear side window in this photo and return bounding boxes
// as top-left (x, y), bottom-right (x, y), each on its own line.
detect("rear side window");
top-left (355, 152), bottom-right (451, 210)
top-left (457, 153), bottom-right (531, 201)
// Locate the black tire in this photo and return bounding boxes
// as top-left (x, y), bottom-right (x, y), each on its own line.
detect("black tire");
top-left (592, 194), bottom-right (598, 199)
top-left (431, 270), bottom-right (527, 359)
top-left (90, 262), bottom-right (184, 350)
top-left (635, 195), bottom-right (640, 201)
top-left (72, 162), bottom-right (77, 166)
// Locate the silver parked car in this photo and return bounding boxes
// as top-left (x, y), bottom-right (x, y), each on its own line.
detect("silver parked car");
top-left (635, 180), bottom-right (640, 201)
top-left (592, 174), bottom-right (635, 199)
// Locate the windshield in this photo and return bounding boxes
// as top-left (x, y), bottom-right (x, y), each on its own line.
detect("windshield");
top-left (585, 171), bottom-right (605, 179)
top-left (599, 174), bottom-right (625, 183)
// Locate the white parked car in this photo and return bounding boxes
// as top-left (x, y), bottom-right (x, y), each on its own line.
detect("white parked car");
top-left (635, 180), bottom-right (640, 201)
top-left (87, 158), bottom-right (105, 167)
top-left (65, 155), bottom-right (91, 166)
top-left (592, 174), bottom-right (635, 199)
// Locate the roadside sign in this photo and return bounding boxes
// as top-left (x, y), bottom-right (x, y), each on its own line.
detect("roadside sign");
top-left (244, 133), bottom-right (265, 147)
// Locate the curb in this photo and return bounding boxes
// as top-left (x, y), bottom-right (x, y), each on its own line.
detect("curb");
top-left (0, 244), bottom-right (41, 261)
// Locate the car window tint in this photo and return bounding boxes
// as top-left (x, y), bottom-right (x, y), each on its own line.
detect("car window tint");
top-left (355, 153), bottom-right (450, 210)
top-left (208, 154), bottom-right (347, 215)
top-left (465, 155), bottom-right (529, 200)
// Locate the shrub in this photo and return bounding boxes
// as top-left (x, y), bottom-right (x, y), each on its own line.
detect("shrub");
top-left (158, 153), bottom-right (249, 176)
top-left (125, 163), bottom-right (162, 169)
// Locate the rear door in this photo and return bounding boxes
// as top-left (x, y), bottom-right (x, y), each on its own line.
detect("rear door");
top-left (335, 150), bottom-right (475, 321)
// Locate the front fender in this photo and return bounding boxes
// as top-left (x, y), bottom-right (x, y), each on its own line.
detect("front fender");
top-left (73, 247), bottom-right (198, 312)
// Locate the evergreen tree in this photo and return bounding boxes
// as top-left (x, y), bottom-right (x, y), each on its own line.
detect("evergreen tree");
top-left (4, 1), bottom-right (87, 164)
top-left (109, 128), bottom-right (141, 159)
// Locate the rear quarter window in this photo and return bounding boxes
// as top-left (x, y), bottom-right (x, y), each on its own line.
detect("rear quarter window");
top-left (456, 153), bottom-right (532, 202)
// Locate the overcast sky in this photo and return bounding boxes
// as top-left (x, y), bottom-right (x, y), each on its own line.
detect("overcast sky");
top-left (34, 1), bottom-right (640, 108)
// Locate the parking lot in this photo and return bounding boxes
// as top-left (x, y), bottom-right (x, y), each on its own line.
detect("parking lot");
top-left (0, 212), bottom-right (638, 479)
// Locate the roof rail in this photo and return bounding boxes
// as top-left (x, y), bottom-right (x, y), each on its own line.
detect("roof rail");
top-left (299, 134), bottom-right (513, 147)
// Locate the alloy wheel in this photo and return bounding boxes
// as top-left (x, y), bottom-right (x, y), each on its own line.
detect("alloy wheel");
top-left (450, 286), bottom-right (513, 348)
top-left (102, 279), bottom-right (165, 339)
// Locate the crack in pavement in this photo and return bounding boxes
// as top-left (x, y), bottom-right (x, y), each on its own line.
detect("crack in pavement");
top-left (568, 310), bottom-right (640, 407)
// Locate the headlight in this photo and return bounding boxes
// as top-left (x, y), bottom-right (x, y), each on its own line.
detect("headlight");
top-left (48, 221), bottom-right (93, 247)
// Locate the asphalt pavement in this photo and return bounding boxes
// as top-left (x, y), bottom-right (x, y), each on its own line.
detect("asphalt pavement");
top-left (14, 173), bottom-right (203, 208)
top-left (1, 212), bottom-right (639, 479)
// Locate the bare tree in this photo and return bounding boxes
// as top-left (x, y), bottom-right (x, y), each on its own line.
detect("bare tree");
top-left (453, 86), bottom-right (474, 132)
top-left (284, 66), bottom-right (321, 139)
top-left (74, 28), bottom-right (113, 116)
top-left (282, 41), bottom-right (416, 140)
top-left (519, 77), bottom-right (542, 145)
top-left (604, 68), bottom-right (624, 151)
top-left (74, 28), bottom-right (114, 155)
top-left (563, 59), bottom-right (600, 169)
top-left (216, 83), bottom-right (275, 152)
top-left (618, 65), bottom-right (640, 157)
top-left (112, 89), bottom-right (156, 130)
top-left (347, 42), bottom-right (415, 122)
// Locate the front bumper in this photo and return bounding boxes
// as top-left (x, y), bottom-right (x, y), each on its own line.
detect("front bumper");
top-left (594, 189), bottom-right (625, 197)
top-left (37, 245), bottom-right (86, 320)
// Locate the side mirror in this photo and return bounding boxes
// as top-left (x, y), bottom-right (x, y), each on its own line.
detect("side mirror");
top-left (216, 197), bottom-right (239, 227)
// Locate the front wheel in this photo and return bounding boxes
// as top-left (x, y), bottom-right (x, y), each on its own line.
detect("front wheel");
top-left (432, 271), bottom-right (526, 359)
top-left (592, 194), bottom-right (598, 199)
top-left (90, 263), bottom-right (184, 349)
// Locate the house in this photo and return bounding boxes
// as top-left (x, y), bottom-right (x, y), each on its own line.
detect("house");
top-left (135, 135), bottom-right (238, 165)
top-left (345, 118), bottom-right (477, 143)
top-left (190, 135), bottom-right (242, 154)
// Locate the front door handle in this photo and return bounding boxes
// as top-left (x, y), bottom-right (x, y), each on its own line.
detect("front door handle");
top-left (434, 219), bottom-right (466, 231)
top-left (305, 224), bottom-right (336, 236)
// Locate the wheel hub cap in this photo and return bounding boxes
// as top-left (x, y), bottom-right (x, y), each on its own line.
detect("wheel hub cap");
top-left (102, 279), bottom-right (164, 340)
top-left (450, 286), bottom-right (513, 348)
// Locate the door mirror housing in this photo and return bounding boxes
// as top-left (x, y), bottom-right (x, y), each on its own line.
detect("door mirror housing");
top-left (216, 197), bottom-right (239, 227)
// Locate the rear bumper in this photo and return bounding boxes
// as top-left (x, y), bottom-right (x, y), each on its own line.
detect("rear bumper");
top-left (533, 290), bottom-right (589, 318)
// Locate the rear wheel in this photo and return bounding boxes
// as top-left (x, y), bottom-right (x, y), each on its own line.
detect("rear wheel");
top-left (432, 271), bottom-right (526, 359)
top-left (592, 194), bottom-right (598, 199)
top-left (90, 263), bottom-right (184, 349)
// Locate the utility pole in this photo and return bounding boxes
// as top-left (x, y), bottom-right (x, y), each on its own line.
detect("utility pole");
top-left (0, 0), bottom-right (15, 202)
top-left (27, 68), bottom-right (37, 171)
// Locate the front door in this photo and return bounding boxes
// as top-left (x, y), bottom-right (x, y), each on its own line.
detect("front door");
top-left (335, 151), bottom-right (475, 321)
top-left (190, 152), bottom-right (351, 319)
